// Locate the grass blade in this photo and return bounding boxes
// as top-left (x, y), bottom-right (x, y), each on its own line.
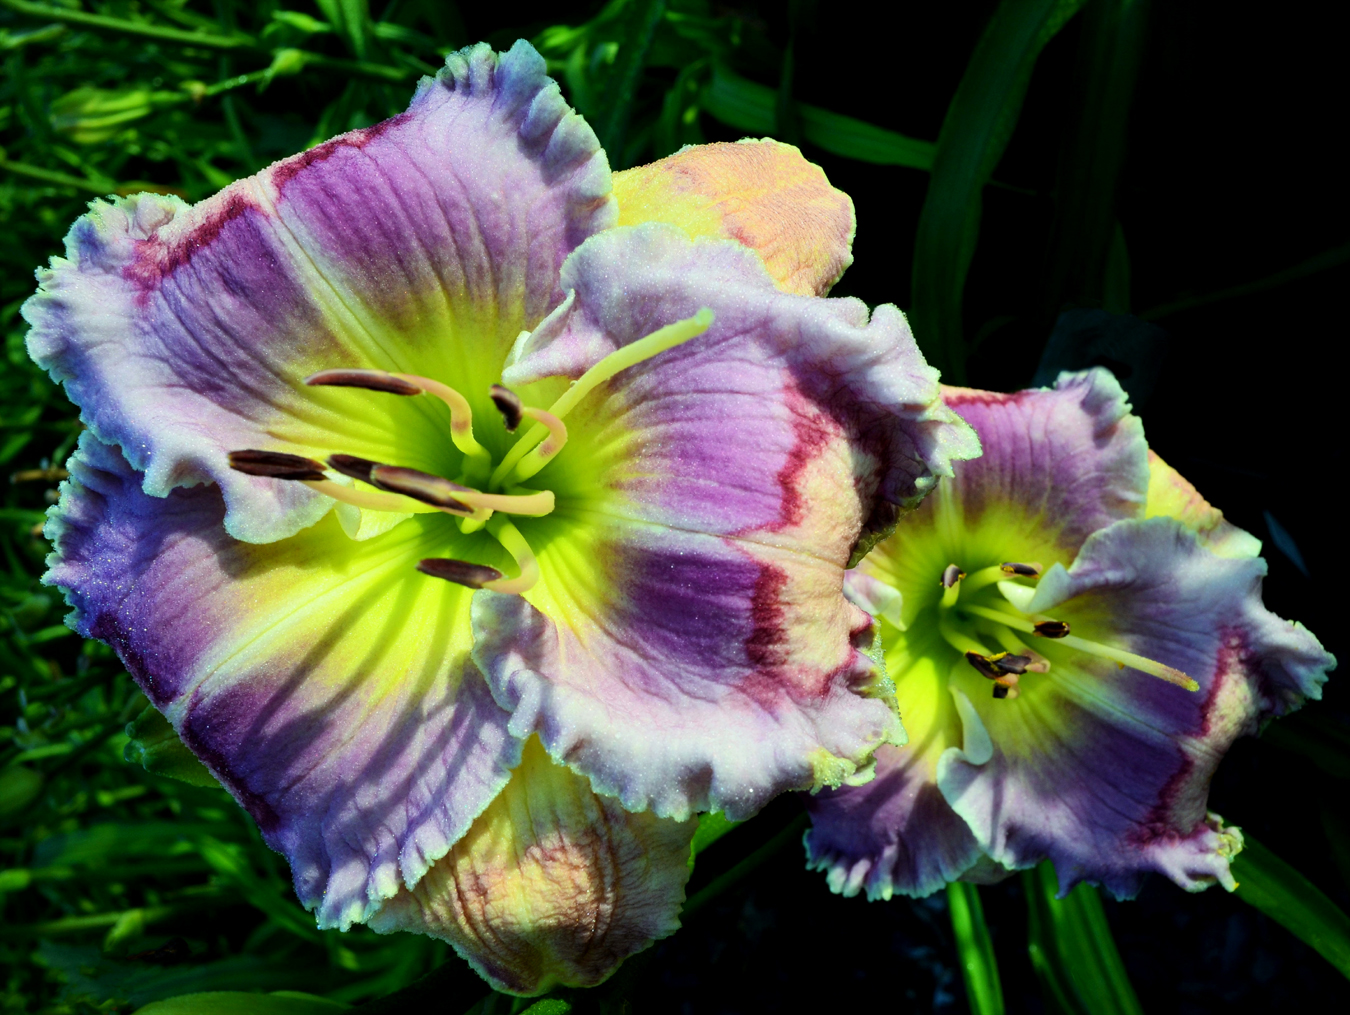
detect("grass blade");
top-left (703, 63), bottom-right (935, 168)
top-left (909, 0), bottom-right (1088, 381)
top-left (1043, 0), bottom-right (1151, 317)
top-left (1024, 862), bottom-right (1142, 1014)
top-left (1233, 833), bottom-right (1350, 978)
top-left (947, 881), bottom-right (1005, 1015)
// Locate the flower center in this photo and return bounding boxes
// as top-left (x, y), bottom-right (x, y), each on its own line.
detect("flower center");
top-left (228, 309), bottom-right (713, 595)
top-left (928, 560), bottom-right (1198, 700)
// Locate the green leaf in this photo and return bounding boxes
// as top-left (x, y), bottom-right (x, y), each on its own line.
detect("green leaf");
top-left (1042, 0), bottom-right (1151, 317)
top-left (702, 63), bottom-right (935, 169)
top-left (1259, 708), bottom-right (1350, 781)
top-left (134, 990), bottom-right (350, 1014)
top-left (1232, 833), bottom-right (1350, 978)
top-left (1023, 862), bottom-right (1142, 1015)
top-left (0, 763), bottom-right (43, 822)
top-left (592, 0), bottom-right (667, 166)
top-left (124, 704), bottom-right (221, 788)
top-left (947, 881), bottom-right (1005, 1015)
top-left (909, 0), bottom-right (1088, 381)
top-left (689, 811), bottom-right (742, 861)
top-left (520, 1001), bottom-right (573, 1015)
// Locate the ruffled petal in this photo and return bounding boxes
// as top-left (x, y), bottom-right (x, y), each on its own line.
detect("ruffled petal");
top-left (484, 224), bottom-right (978, 820)
top-left (806, 655), bottom-right (983, 900)
top-left (938, 517), bottom-right (1335, 898)
top-left (612, 139), bottom-right (855, 296)
top-left (24, 41), bottom-right (612, 544)
top-left (940, 369), bottom-right (1148, 556)
top-left (44, 435), bottom-right (521, 928)
top-left (1144, 450), bottom-right (1261, 559)
top-left (369, 737), bottom-right (695, 995)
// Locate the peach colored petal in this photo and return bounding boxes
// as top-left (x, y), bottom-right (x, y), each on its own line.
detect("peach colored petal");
top-left (613, 139), bottom-right (855, 296)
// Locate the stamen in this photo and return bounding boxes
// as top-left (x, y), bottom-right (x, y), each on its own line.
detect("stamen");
top-left (417, 559), bottom-right (504, 590)
top-left (489, 308), bottom-right (713, 489)
top-left (452, 488), bottom-right (555, 517)
top-left (940, 564), bottom-right (965, 608)
top-left (989, 652), bottom-right (1032, 675)
top-left (1033, 620), bottom-right (1071, 638)
top-left (961, 561), bottom-right (1043, 597)
top-left (327, 454), bottom-right (377, 483)
top-left (966, 652), bottom-right (1022, 700)
top-left (228, 450), bottom-right (327, 481)
top-left (302, 479), bottom-right (438, 514)
top-left (978, 621), bottom-right (1051, 672)
top-left (959, 603), bottom-right (1199, 691)
top-left (938, 613), bottom-right (989, 657)
top-left (483, 518), bottom-right (539, 595)
top-left (307, 369), bottom-right (492, 480)
top-left (507, 408), bottom-right (568, 484)
top-left (965, 652), bottom-right (1003, 679)
top-left (305, 369), bottom-right (423, 396)
top-left (489, 384), bottom-right (524, 432)
top-left (368, 465), bottom-right (476, 515)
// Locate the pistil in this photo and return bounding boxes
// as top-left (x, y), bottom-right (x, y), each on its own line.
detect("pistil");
top-left (489, 307), bottom-right (713, 489)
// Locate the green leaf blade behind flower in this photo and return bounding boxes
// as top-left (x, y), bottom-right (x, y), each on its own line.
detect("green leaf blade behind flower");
top-left (1023, 862), bottom-right (1142, 1015)
top-left (947, 881), bottom-right (1005, 1015)
top-left (702, 63), bottom-right (935, 169)
top-left (909, 0), bottom-right (1088, 381)
top-left (1232, 834), bottom-right (1350, 978)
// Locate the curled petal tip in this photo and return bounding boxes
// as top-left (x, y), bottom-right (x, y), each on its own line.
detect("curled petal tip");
top-left (227, 449), bottom-right (327, 481)
top-left (305, 369), bottom-right (423, 396)
top-left (418, 558), bottom-right (504, 589)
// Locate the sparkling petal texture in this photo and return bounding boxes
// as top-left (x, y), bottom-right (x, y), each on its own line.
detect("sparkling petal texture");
top-left (370, 738), bottom-right (696, 995)
top-left (24, 41), bottom-right (613, 544)
top-left (805, 655), bottom-right (983, 900)
top-left (943, 517), bottom-right (1331, 897)
top-left (484, 224), bottom-right (978, 820)
top-left (807, 369), bottom-right (1334, 899)
top-left (45, 435), bottom-right (520, 928)
top-left (939, 370), bottom-right (1148, 555)
top-left (612, 138), bottom-right (855, 296)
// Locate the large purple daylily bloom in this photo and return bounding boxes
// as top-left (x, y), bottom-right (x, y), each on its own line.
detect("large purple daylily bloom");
top-left (806, 369), bottom-right (1334, 900)
top-left (27, 42), bottom-right (978, 991)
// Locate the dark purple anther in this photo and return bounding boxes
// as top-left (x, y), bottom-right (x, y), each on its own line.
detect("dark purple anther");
top-left (417, 558), bottom-right (504, 589)
top-left (227, 449), bottom-right (327, 481)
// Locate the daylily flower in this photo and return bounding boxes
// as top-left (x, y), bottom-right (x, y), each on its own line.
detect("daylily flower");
top-left (28, 42), bottom-right (978, 992)
top-left (806, 368), bottom-right (1335, 901)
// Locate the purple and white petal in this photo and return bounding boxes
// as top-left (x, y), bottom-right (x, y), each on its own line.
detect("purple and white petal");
top-left (940, 370), bottom-right (1149, 555)
top-left (477, 224), bottom-right (979, 820)
top-left (45, 434), bottom-right (521, 927)
top-left (25, 41), bottom-right (613, 544)
top-left (939, 517), bottom-right (1334, 897)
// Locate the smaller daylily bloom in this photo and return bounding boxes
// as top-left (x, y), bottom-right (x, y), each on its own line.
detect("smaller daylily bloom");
top-left (30, 41), bottom-right (978, 993)
top-left (806, 369), bottom-right (1335, 900)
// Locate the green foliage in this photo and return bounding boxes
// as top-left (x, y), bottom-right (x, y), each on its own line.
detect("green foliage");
top-left (1233, 834), bottom-right (1350, 979)
top-left (909, 0), bottom-right (1087, 381)
top-left (1023, 862), bottom-right (1142, 1015)
top-left (946, 881), bottom-right (1004, 1015)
